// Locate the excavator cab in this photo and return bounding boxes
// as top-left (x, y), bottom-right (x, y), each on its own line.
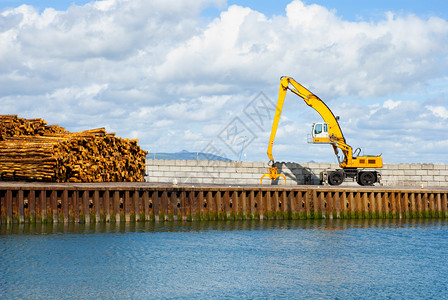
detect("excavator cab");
top-left (311, 123), bottom-right (330, 143)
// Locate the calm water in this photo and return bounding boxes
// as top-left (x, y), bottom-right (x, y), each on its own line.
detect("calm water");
top-left (1, 219), bottom-right (448, 299)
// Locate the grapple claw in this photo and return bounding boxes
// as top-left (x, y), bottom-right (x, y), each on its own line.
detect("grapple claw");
top-left (260, 166), bottom-right (287, 184)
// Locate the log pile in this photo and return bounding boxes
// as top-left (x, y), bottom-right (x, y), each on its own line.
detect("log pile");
top-left (0, 115), bottom-right (147, 182)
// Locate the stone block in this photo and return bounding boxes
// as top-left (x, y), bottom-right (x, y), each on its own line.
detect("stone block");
top-left (398, 164), bottom-right (411, 169)
top-left (422, 163), bottom-right (434, 170)
top-left (148, 171), bottom-right (164, 177)
top-left (403, 170), bottom-right (416, 176)
top-left (433, 176), bottom-right (445, 182)
top-left (415, 170), bottom-right (427, 176)
top-left (421, 175), bottom-right (434, 181)
top-left (391, 170), bottom-right (405, 176)
top-left (162, 159), bottom-right (177, 166)
top-left (186, 160), bottom-right (199, 166)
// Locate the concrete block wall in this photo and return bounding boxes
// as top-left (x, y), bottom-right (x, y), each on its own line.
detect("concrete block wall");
top-left (145, 159), bottom-right (448, 187)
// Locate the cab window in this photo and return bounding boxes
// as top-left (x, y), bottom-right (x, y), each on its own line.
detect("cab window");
top-left (314, 124), bottom-right (322, 134)
top-left (323, 123), bottom-right (328, 132)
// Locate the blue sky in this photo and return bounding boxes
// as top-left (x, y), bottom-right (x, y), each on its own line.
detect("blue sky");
top-left (1, 0), bottom-right (448, 164)
top-left (2, 0), bottom-right (448, 19)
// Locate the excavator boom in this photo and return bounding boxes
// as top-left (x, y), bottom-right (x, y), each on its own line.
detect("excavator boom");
top-left (262, 76), bottom-right (382, 186)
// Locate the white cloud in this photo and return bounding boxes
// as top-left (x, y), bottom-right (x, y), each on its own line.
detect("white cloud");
top-left (0, 0), bottom-right (448, 163)
top-left (383, 99), bottom-right (401, 110)
top-left (426, 105), bottom-right (448, 119)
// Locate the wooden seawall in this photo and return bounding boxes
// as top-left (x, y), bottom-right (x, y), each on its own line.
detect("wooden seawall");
top-left (1, 182), bottom-right (448, 224)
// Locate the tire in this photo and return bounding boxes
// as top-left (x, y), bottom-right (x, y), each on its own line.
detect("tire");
top-left (358, 171), bottom-right (376, 186)
top-left (328, 171), bottom-right (344, 186)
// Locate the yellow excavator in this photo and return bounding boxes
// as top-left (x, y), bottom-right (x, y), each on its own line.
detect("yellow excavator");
top-left (261, 76), bottom-right (382, 186)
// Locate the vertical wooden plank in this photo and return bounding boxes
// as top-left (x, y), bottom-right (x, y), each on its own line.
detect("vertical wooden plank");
top-left (11, 190), bottom-right (17, 224)
top-left (223, 190), bottom-right (230, 219)
top-left (281, 191), bottom-right (287, 218)
top-left (134, 190), bottom-right (140, 222)
top-left (375, 192), bottom-right (381, 218)
top-left (233, 191), bottom-right (239, 220)
top-left (40, 190), bottom-right (46, 223)
top-left (416, 193), bottom-right (422, 217)
top-left (382, 192), bottom-right (388, 217)
top-left (6, 189), bottom-right (12, 224)
top-left (181, 191), bottom-right (187, 221)
top-left (369, 192), bottom-right (378, 218)
top-left (397, 193), bottom-right (402, 219)
top-left (442, 193), bottom-right (447, 218)
top-left (249, 190), bottom-right (255, 218)
top-left (362, 192), bottom-right (368, 218)
top-left (328, 191), bottom-right (334, 219)
top-left (159, 190), bottom-right (168, 221)
top-left (429, 193), bottom-right (435, 217)
top-left (73, 190), bottom-right (80, 223)
top-left (257, 190), bottom-right (263, 220)
top-left (153, 190), bottom-right (160, 222)
top-left (305, 190), bottom-right (311, 218)
top-left (83, 190), bottom-right (90, 224)
top-left (266, 191), bottom-right (272, 219)
top-left (436, 193), bottom-right (442, 218)
top-left (410, 193), bottom-right (416, 218)
top-left (188, 191), bottom-right (195, 221)
top-left (162, 190), bottom-right (169, 221)
top-left (124, 190), bottom-right (130, 222)
top-left (197, 191), bottom-right (204, 219)
top-left (206, 191), bottom-right (212, 220)
top-left (50, 190), bottom-right (57, 224)
top-left (319, 192), bottom-right (325, 219)
top-left (168, 191), bottom-right (175, 221)
top-left (287, 191), bottom-right (294, 217)
top-left (187, 190), bottom-right (193, 222)
top-left (403, 193), bottom-right (409, 219)
top-left (273, 191), bottom-right (280, 218)
top-left (422, 193), bottom-right (428, 217)
top-left (62, 190), bottom-right (68, 223)
top-left (94, 190), bottom-right (100, 223)
top-left (216, 190), bottom-right (222, 220)
top-left (104, 190), bottom-right (110, 222)
top-left (183, 190), bottom-right (189, 221)
top-left (0, 190), bottom-right (3, 225)
top-left (113, 191), bottom-right (120, 222)
top-left (355, 192), bottom-right (362, 218)
top-left (348, 192), bottom-right (354, 218)
top-left (340, 192), bottom-right (347, 218)
top-left (241, 191), bottom-right (247, 219)
top-left (333, 192), bottom-right (340, 219)
top-left (391, 193), bottom-right (397, 218)
top-left (18, 190), bottom-right (24, 224)
top-left (312, 190), bottom-right (319, 218)
top-left (143, 190), bottom-right (149, 221)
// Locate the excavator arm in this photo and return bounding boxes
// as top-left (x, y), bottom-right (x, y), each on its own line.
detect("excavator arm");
top-left (267, 76), bottom-right (351, 165)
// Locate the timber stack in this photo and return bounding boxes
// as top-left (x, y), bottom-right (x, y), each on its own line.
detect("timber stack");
top-left (0, 115), bottom-right (147, 182)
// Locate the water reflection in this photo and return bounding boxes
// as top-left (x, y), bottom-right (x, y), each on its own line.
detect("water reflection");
top-left (1, 218), bottom-right (446, 235)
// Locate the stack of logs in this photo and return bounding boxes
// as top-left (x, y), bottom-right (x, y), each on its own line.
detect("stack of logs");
top-left (0, 115), bottom-right (147, 182)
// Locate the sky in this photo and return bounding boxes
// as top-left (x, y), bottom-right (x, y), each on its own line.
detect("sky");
top-left (1, 0), bottom-right (448, 164)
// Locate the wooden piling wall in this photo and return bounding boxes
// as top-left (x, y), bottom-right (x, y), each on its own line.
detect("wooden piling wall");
top-left (1, 183), bottom-right (447, 224)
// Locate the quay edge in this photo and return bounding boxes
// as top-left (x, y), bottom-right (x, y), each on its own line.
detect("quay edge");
top-left (1, 182), bottom-right (448, 224)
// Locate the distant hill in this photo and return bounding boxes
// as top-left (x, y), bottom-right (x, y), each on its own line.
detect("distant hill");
top-left (146, 150), bottom-right (232, 161)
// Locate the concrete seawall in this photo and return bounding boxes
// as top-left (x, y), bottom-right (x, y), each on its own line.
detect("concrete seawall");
top-left (146, 159), bottom-right (448, 187)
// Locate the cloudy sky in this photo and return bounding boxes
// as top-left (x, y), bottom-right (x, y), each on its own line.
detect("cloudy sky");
top-left (1, 0), bottom-right (448, 164)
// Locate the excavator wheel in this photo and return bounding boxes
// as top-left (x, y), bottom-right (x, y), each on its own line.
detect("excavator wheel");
top-left (328, 171), bottom-right (344, 186)
top-left (358, 171), bottom-right (376, 186)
